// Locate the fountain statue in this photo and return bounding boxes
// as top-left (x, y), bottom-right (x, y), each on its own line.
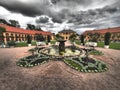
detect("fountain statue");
top-left (58, 40), bottom-right (66, 55)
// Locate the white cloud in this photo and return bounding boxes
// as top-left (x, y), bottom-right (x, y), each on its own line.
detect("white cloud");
top-left (0, 6), bottom-right (10, 17)
top-left (0, 6), bottom-right (35, 28)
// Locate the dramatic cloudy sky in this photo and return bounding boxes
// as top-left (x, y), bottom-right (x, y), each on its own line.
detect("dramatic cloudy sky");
top-left (0, 0), bottom-right (120, 34)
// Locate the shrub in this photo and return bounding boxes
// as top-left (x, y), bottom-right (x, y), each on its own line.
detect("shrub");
top-left (80, 35), bottom-right (84, 45)
top-left (104, 32), bottom-right (111, 45)
top-left (15, 42), bottom-right (27, 47)
top-left (27, 35), bottom-right (32, 44)
top-left (7, 41), bottom-right (16, 46)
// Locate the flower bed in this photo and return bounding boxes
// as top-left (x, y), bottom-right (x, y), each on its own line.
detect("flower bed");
top-left (16, 54), bottom-right (49, 67)
top-left (64, 57), bottom-right (108, 73)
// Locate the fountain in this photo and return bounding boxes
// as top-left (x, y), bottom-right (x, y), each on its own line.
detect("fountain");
top-left (58, 40), bottom-right (66, 55)
top-left (17, 40), bottom-right (108, 73)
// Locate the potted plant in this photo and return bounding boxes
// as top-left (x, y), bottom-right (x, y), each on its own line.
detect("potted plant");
top-left (104, 32), bottom-right (111, 48)
top-left (27, 35), bottom-right (32, 46)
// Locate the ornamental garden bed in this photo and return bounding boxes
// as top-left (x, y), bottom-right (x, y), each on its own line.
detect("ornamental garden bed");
top-left (64, 57), bottom-right (108, 73)
top-left (16, 44), bottom-right (108, 73)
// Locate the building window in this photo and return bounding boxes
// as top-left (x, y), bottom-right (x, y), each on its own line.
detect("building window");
top-left (66, 37), bottom-right (68, 39)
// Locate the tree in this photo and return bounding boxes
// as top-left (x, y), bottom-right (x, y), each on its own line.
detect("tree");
top-left (80, 34), bottom-right (84, 45)
top-left (27, 35), bottom-right (32, 44)
top-left (104, 32), bottom-right (111, 45)
top-left (36, 34), bottom-right (45, 42)
top-left (55, 34), bottom-right (64, 40)
top-left (88, 32), bottom-right (100, 42)
top-left (9, 20), bottom-right (20, 27)
top-left (47, 35), bottom-right (51, 43)
top-left (35, 27), bottom-right (42, 31)
top-left (0, 19), bottom-right (9, 25)
top-left (69, 33), bottom-right (77, 44)
top-left (0, 27), bottom-right (6, 43)
top-left (26, 24), bottom-right (35, 30)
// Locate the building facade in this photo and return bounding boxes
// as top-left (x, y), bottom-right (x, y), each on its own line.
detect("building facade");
top-left (83, 27), bottom-right (120, 42)
top-left (0, 24), bottom-right (53, 44)
top-left (58, 29), bottom-right (77, 40)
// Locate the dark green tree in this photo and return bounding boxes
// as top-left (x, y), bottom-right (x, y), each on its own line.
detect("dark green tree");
top-left (26, 24), bottom-right (35, 30)
top-left (104, 32), bottom-right (111, 45)
top-left (88, 32), bottom-right (100, 42)
top-left (0, 27), bottom-right (6, 43)
top-left (35, 26), bottom-right (42, 31)
top-left (69, 33), bottom-right (77, 44)
top-left (80, 34), bottom-right (84, 45)
top-left (9, 20), bottom-right (20, 27)
top-left (0, 19), bottom-right (9, 25)
top-left (47, 35), bottom-right (51, 43)
top-left (55, 34), bottom-right (64, 40)
top-left (27, 35), bottom-right (32, 44)
top-left (36, 34), bottom-right (45, 42)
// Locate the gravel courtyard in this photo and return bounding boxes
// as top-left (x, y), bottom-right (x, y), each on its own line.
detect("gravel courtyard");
top-left (0, 46), bottom-right (120, 90)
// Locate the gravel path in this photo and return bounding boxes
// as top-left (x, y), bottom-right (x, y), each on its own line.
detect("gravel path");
top-left (0, 46), bottom-right (120, 90)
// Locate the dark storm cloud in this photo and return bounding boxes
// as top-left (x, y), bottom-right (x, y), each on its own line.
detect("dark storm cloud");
top-left (0, 0), bottom-right (117, 17)
top-left (0, 0), bottom-right (50, 17)
top-left (67, 5), bottom-right (120, 25)
top-left (36, 16), bottom-right (49, 23)
top-left (0, 0), bottom-right (120, 34)
top-left (51, 0), bottom-right (93, 6)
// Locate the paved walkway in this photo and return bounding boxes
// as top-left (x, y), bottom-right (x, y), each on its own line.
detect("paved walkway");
top-left (0, 46), bottom-right (120, 90)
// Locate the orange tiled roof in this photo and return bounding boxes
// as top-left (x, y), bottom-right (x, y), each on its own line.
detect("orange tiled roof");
top-left (83, 27), bottom-right (120, 35)
top-left (0, 24), bottom-right (52, 35)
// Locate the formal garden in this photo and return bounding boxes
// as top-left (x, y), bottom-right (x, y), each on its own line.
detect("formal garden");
top-left (16, 38), bottom-right (108, 73)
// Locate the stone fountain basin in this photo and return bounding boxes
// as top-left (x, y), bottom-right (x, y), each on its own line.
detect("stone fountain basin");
top-left (40, 46), bottom-right (85, 59)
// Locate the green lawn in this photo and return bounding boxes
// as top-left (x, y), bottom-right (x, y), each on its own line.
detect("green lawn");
top-left (50, 40), bottom-right (56, 44)
top-left (75, 40), bottom-right (81, 45)
top-left (97, 42), bottom-right (120, 50)
top-left (15, 41), bottom-right (37, 47)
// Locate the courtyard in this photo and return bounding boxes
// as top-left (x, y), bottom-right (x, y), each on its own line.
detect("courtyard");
top-left (0, 46), bottom-right (120, 90)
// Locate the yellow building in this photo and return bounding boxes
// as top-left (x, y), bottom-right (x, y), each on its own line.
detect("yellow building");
top-left (83, 27), bottom-right (120, 42)
top-left (58, 29), bottom-right (76, 40)
top-left (0, 24), bottom-right (53, 44)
